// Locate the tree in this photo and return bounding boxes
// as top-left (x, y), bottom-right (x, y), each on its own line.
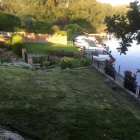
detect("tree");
top-left (0, 12), bottom-right (21, 31)
top-left (0, 0), bottom-right (127, 34)
top-left (105, 1), bottom-right (140, 54)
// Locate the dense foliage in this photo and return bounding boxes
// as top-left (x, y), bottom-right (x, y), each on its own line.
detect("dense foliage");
top-left (105, 1), bottom-right (140, 54)
top-left (104, 59), bottom-right (116, 79)
top-left (59, 57), bottom-right (74, 69)
top-left (124, 70), bottom-right (137, 93)
top-left (0, 0), bottom-right (127, 33)
top-left (59, 56), bottom-right (92, 69)
top-left (11, 33), bottom-right (24, 56)
top-left (0, 12), bottom-right (21, 32)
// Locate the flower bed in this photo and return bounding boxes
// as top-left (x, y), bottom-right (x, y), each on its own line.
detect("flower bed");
top-left (104, 59), bottom-right (116, 79)
top-left (124, 70), bottom-right (137, 93)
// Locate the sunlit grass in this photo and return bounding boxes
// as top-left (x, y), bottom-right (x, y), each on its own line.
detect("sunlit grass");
top-left (24, 42), bottom-right (77, 54)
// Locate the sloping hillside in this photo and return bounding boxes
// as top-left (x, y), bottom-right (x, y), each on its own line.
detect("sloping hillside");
top-left (0, 67), bottom-right (140, 140)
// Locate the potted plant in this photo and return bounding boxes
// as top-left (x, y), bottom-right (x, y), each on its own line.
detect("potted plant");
top-left (124, 70), bottom-right (137, 93)
top-left (104, 59), bottom-right (116, 80)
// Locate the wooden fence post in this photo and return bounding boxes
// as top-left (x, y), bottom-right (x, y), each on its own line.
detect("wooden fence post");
top-left (22, 48), bottom-right (26, 61)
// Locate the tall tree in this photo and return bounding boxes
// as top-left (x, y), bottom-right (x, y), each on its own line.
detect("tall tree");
top-left (0, 0), bottom-right (128, 33)
top-left (105, 1), bottom-right (140, 54)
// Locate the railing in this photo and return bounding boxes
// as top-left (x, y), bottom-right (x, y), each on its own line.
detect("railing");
top-left (92, 58), bottom-right (140, 99)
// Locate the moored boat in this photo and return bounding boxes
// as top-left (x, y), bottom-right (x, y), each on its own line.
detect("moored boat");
top-left (74, 35), bottom-right (110, 61)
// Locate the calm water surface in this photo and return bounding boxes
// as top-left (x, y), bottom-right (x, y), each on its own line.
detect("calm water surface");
top-left (103, 38), bottom-right (140, 85)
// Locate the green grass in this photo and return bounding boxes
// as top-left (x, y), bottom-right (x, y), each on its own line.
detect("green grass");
top-left (0, 67), bottom-right (140, 140)
top-left (24, 42), bottom-right (77, 54)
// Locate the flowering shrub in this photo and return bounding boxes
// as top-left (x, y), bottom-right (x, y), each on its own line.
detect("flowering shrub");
top-left (104, 59), bottom-right (116, 79)
top-left (106, 59), bottom-right (115, 67)
top-left (59, 57), bottom-right (74, 69)
top-left (124, 70), bottom-right (137, 93)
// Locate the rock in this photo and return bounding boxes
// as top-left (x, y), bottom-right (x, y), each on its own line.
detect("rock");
top-left (0, 129), bottom-right (24, 140)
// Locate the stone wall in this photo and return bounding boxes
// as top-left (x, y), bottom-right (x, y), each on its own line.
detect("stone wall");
top-left (0, 31), bottom-right (67, 45)
top-left (20, 32), bottom-right (67, 45)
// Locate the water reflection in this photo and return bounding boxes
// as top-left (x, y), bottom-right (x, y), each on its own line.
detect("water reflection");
top-left (101, 38), bottom-right (140, 85)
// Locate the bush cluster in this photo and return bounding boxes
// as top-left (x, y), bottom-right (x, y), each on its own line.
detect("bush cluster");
top-left (59, 56), bottom-right (92, 69)
top-left (65, 24), bottom-right (81, 41)
top-left (0, 34), bottom-right (11, 48)
top-left (59, 57), bottom-right (74, 69)
top-left (104, 59), bottom-right (116, 79)
top-left (0, 42), bottom-right (5, 48)
top-left (11, 33), bottom-right (23, 56)
top-left (42, 59), bottom-right (59, 68)
top-left (124, 70), bottom-right (137, 93)
top-left (42, 61), bottom-right (50, 68)
top-left (57, 30), bottom-right (67, 36)
top-left (80, 57), bottom-right (92, 66)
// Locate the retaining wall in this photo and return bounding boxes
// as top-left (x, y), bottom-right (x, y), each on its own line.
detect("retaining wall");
top-left (0, 31), bottom-right (67, 45)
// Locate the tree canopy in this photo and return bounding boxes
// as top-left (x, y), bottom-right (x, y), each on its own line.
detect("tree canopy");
top-left (105, 1), bottom-right (140, 54)
top-left (0, 0), bottom-right (128, 34)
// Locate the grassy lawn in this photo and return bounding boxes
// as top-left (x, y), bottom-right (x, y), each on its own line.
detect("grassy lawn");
top-left (0, 67), bottom-right (140, 140)
top-left (24, 42), bottom-right (78, 54)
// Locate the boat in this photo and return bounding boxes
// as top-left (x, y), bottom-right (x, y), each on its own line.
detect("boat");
top-left (92, 54), bottom-right (110, 61)
top-left (74, 35), bottom-right (96, 49)
top-left (74, 35), bottom-right (110, 61)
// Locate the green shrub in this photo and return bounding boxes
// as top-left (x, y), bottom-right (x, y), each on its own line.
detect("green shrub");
top-left (74, 51), bottom-right (83, 58)
top-left (0, 58), bottom-right (11, 63)
top-left (65, 24), bottom-right (81, 41)
top-left (49, 59), bottom-right (59, 66)
top-left (0, 12), bottom-right (21, 32)
top-left (57, 30), bottom-right (67, 36)
top-left (11, 33), bottom-right (23, 56)
top-left (4, 38), bottom-right (11, 48)
top-left (80, 57), bottom-right (92, 66)
top-left (72, 58), bottom-right (81, 68)
top-left (0, 38), bottom-right (11, 48)
top-left (32, 21), bottom-right (53, 34)
top-left (0, 34), bottom-right (11, 48)
top-left (59, 57), bottom-right (74, 69)
top-left (51, 25), bottom-right (60, 34)
top-left (65, 24), bottom-right (81, 33)
top-left (0, 42), bottom-right (5, 48)
top-left (42, 61), bottom-right (50, 68)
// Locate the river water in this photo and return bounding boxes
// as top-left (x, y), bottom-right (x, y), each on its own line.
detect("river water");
top-left (102, 38), bottom-right (140, 85)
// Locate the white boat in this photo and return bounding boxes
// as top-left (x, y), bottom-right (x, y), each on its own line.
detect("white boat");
top-left (74, 35), bottom-right (104, 50)
top-left (74, 35), bottom-right (110, 61)
top-left (85, 49), bottom-right (110, 61)
top-left (92, 54), bottom-right (110, 61)
top-left (74, 40), bottom-right (88, 49)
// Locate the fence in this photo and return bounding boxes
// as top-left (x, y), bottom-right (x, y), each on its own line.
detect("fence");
top-left (92, 58), bottom-right (140, 99)
top-left (24, 51), bottom-right (74, 64)
top-left (25, 54), bottom-right (49, 64)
